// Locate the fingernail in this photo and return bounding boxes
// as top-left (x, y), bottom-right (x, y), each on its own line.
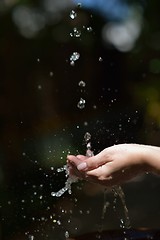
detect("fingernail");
top-left (77, 162), bottom-right (87, 171)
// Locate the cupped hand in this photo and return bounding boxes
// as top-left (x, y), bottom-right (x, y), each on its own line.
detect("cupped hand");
top-left (67, 144), bottom-right (149, 187)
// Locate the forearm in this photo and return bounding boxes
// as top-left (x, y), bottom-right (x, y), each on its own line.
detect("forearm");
top-left (142, 145), bottom-right (160, 174)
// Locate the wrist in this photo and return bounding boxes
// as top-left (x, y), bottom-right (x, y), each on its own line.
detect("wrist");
top-left (142, 145), bottom-right (160, 174)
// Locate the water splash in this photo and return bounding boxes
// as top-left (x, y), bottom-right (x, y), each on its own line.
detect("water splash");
top-left (70, 52), bottom-right (80, 61)
top-left (87, 26), bottom-right (93, 32)
top-left (78, 80), bottom-right (86, 87)
top-left (70, 27), bottom-right (81, 38)
top-left (70, 52), bottom-right (80, 66)
top-left (50, 132), bottom-right (93, 198)
top-left (51, 165), bottom-right (78, 197)
top-left (77, 97), bottom-right (85, 109)
top-left (99, 57), bottom-right (103, 62)
top-left (70, 10), bottom-right (77, 20)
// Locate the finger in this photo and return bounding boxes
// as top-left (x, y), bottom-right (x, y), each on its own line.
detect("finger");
top-left (77, 151), bottom-right (111, 171)
top-left (67, 155), bottom-right (90, 171)
top-left (70, 155), bottom-right (101, 171)
top-left (68, 162), bottom-right (86, 179)
top-left (86, 163), bottom-right (113, 180)
top-left (76, 155), bottom-right (88, 161)
top-left (67, 151), bottom-right (111, 172)
top-left (67, 155), bottom-right (83, 166)
top-left (86, 164), bottom-right (142, 187)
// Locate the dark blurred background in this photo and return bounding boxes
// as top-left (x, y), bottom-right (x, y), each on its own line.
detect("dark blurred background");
top-left (1, 0), bottom-right (160, 239)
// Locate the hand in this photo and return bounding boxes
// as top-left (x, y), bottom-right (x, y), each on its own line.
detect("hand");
top-left (67, 144), bottom-right (152, 187)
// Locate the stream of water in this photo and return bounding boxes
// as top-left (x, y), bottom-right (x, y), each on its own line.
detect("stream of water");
top-left (51, 5), bottom-right (131, 237)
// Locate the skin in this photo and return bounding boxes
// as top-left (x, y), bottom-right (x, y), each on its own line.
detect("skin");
top-left (67, 144), bottom-right (160, 187)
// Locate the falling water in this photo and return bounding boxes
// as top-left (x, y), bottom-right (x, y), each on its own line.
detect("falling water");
top-left (84, 132), bottom-right (94, 157)
top-left (50, 7), bottom-right (131, 239)
top-left (98, 189), bottom-right (110, 234)
top-left (112, 186), bottom-right (131, 229)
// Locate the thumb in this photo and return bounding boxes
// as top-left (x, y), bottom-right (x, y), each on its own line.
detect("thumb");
top-left (67, 155), bottom-right (88, 168)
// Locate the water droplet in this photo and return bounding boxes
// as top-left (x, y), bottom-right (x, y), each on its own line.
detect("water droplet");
top-left (77, 98), bottom-right (85, 109)
top-left (28, 235), bottom-right (34, 240)
top-left (70, 52), bottom-right (80, 62)
top-left (70, 27), bottom-right (81, 38)
top-left (70, 61), bottom-right (75, 66)
top-left (96, 233), bottom-right (101, 239)
top-left (57, 220), bottom-right (61, 225)
top-left (70, 10), bottom-right (77, 20)
top-left (78, 80), bottom-right (86, 87)
top-left (38, 85), bottom-right (42, 90)
top-left (50, 71), bottom-right (53, 77)
top-left (65, 231), bottom-right (70, 238)
top-left (51, 192), bottom-right (56, 197)
top-left (84, 121), bottom-right (88, 126)
top-left (77, 3), bottom-right (82, 8)
top-left (84, 132), bottom-right (91, 142)
top-left (87, 142), bottom-right (91, 149)
top-left (87, 27), bottom-right (93, 32)
top-left (73, 28), bottom-right (81, 38)
top-left (57, 165), bottom-right (67, 173)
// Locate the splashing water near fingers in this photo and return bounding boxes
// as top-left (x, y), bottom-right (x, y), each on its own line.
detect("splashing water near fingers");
top-left (84, 132), bottom-right (94, 157)
top-left (50, 132), bottom-right (93, 198)
top-left (51, 165), bottom-right (78, 198)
